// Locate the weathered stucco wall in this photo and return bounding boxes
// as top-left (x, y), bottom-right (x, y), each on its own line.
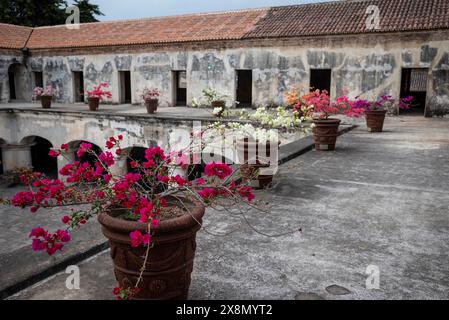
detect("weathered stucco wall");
top-left (0, 110), bottom-right (198, 151)
top-left (0, 51), bottom-right (31, 103)
top-left (1, 32), bottom-right (448, 115)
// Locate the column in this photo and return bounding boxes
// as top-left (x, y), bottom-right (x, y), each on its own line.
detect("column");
top-left (55, 148), bottom-right (76, 181)
top-left (109, 156), bottom-right (128, 177)
top-left (0, 144), bottom-right (33, 173)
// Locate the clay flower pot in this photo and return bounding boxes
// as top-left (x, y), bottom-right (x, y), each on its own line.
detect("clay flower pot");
top-left (365, 110), bottom-right (387, 132)
top-left (40, 95), bottom-right (52, 109)
top-left (312, 118), bottom-right (341, 151)
top-left (237, 138), bottom-right (279, 189)
top-left (88, 97), bottom-right (100, 111)
top-left (145, 99), bottom-right (159, 114)
top-left (98, 200), bottom-right (205, 300)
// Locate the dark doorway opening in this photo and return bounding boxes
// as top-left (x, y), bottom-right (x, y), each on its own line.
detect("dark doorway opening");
top-left (34, 72), bottom-right (43, 88)
top-left (30, 137), bottom-right (58, 177)
top-left (126, 147), bottom-right (146, 173)
top-left (400, 68), bottom-right (428, 115)
top-left (0, 144), bottom-right (3, 175)
top-left (310, 69), bottom-right (332, 93)
top-left (236, 70), bottom-right (252, 107)
top-left (8, 71), bottom-right (16, 100)
top-left (119, 71), bottom-right (132, 104)
top-left (73, 72), bottom-right (85, 103)
top-left (174, 71), bottom-right (187, 106)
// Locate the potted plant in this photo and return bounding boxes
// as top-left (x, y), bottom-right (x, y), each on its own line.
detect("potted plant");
top-left (209, 123), bottom-right (280, 189)
top-left (202, 88), bottom-right (227, 117)
top-left (33, 86), bottom-right (55, 109)
top-left (4, 136), bottom-right (256, 300)
top-left (237, 135), bottom-right (279, 189)
top-left (86, 82), bottom-right (112, 111)
top-left (141, 87), bottom-right (160, 114)
top-left (361, 95), bottom-right (414, 132)
top-left (304, 90), bottom-right (364, 151)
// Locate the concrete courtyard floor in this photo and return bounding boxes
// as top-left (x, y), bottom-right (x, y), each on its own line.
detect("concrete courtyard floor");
top-left (5, 115), bottom-right (449, 300)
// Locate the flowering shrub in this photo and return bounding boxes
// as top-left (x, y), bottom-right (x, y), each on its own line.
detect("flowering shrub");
top-left (239, 106), bottom-right (304, 129)
top-left (363, 95), bottom-right (414, 113)
top-left (209, 122), bottom-right (279, 143)
top-left (202, 88), bottom-right (228, 105)
top-left (296, 90), bottom-right (366, 119)
top-left (86, 82), bottom-right (112, 101)
top-left (33, 86), bottom-right (55, 98)
top-left (141, 87), bottom-right (160, 101)
top-left (212, 106), bottom-right (225, 118)
top-left (4, 134), bottom-right (257, 299)
top-left (284, 86), bottom-right (301, 107)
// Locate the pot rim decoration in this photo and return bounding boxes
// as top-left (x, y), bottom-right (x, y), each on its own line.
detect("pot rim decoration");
top-left (365, 110), bottom-right (388, 115)
top-left (98, 200), bottom-right (205, 236)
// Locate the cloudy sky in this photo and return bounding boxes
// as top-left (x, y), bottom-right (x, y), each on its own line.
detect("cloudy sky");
top-left (85, 0), bottom-right (332, 21)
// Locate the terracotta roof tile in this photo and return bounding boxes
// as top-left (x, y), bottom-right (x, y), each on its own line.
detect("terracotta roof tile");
top-left (25, 9), bottom-right (269, 49)
top-left (1, 0), bottom-right (448, 50)
top-left (245, 0), bottom-right (449, 39)
top-left (0, 23), bottom-right (32, 49)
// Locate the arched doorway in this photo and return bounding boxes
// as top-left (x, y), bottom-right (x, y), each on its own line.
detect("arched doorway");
top-left (21, 136), bottom-right (58, 177)
top-left (126, 147), bottom-right (147, 173)
top-left (8, 63), bottom-right (28, 101)
top-left (0, 138), bottom-right (5, 175)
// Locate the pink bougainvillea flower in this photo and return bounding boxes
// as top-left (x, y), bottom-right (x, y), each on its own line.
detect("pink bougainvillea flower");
top-left (61, 144), bottom-right (69, 151)
top-left (99, 152), bottom-right (115, 167)
top-left (145, 146), bottom-right (166, 162)
top-left (76, 142), bottom-right (92, 158)
top-left (171, 175), bottom-right (189, 187)
top-left (237, 185), bottom-right (256, 202)
top-left (48, 150), bottom-right (60, 158)
top-left (129, 230), bottom-right (151, 248)
top-left (205, 162), bottom-right (233, 180)
top-left (194, 178), bottom-right (206, 185)
top-left (199, 188), bottom-right (218, 201)
top-left (151, 219), bottom-right (159, 229)
top-left (62, 215), bottom-right (71, 224)
top-left (29, 227), bottom-right (71, 256)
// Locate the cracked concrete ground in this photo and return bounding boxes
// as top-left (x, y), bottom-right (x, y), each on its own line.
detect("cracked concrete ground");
top-left (6, 115), bottom-right (449, 300)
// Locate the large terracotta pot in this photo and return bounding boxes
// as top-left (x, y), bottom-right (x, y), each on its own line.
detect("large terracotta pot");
top-left (312, 118), bottom-right (341, 151)
top-left (88, 97), bottom-right (100, 111)
top-left (145, 99), bottom-right (158, 114)
top-left (98, 200), bottom-right (205, 300)
top-left (40, 95), bottom-right (52, 109)
top-left (236, 138), bottom-right (279, 189)
top-left (365, 110), bottom-right (387, 132)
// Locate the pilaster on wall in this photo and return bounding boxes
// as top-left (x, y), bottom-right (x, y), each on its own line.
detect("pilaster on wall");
top-left (0, 143), bottom-right (33, 173)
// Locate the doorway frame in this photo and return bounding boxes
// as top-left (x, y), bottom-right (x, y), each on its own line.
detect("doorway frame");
top-left (172, 70), bottom-right (187, 107)
top-left (309, 68), bottom-right (332, 95)
top-left (72, 71), bottom-right (85, 103)
top-left (399, 67), bottom-right (429, 116)
top-left (235, 69), bottom-right (253, 108)
top-left (118, 70), bottom-right (132, 104)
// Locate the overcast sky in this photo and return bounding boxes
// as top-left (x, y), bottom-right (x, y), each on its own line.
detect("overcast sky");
top-left (84, 0), bottom-right (332, 21)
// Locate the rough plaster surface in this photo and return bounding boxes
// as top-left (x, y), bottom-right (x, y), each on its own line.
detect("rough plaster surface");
top-left (1, 35), bottom-right (448, 114)
top-left (7, 116), bottom-right (449, 300)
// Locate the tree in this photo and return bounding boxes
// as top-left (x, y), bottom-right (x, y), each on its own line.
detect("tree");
top-left (72, 0), bottom-right (104, 23)
top-left (0, 0), bottom-right (104, 27)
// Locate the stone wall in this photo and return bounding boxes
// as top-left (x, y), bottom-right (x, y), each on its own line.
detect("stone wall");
top-left (1, 31), bottom-right (448, 115)
top-left (0, 50), bottom-right (31, 103)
